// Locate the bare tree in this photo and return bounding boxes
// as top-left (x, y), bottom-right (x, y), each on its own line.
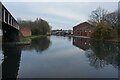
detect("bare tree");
top-left (105, 11), bottom-right (118, 29)
top-left (88, 7), bottom-right (109, 26)
top-left (118, 2), bottom-right (120, 35)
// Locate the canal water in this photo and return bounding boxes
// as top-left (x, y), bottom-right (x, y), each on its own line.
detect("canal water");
top-left (0, 36), bottom-right (119, 78)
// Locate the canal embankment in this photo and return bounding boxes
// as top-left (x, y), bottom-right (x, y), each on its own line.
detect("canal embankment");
top-left (2, 35), bottom-right (47, 45)
top-left (64, 34), bottom-right (120, 43)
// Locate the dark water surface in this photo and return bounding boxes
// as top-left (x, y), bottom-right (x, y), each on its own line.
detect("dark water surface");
top-left (1, 36), bottom-right (118, 78)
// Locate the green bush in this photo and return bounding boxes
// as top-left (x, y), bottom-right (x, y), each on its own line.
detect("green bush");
top-left (18, 18), bottom-right (51, 35)
top-left (91, 21), bottom-right (117, 40)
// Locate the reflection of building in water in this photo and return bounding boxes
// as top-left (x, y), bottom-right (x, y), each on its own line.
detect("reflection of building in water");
top-left (2, 44), bottom-right (22, 79)
top-left (73, 37), bottom-right (91, 51)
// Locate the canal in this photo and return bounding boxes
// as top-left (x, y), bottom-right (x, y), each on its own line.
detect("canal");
top-left (0, 36), bottom-right (119, 78)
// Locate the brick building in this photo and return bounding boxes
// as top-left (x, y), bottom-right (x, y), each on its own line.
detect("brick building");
top-left (20, 27), bottom-right (32, 37)
top-left (73, 22), bottom-right (94, 37)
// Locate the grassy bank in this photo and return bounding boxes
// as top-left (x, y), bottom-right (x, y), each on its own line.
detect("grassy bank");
top-left (3, 35), bottom-right (47, 46)
top-left (71, 35), bottom-right (120, 43)
top-left (20, 35), bottom-right (46, 44)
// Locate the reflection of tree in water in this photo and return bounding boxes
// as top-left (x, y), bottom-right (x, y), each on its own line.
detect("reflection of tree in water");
top-left (30, 36), bottom-right (51, 53)
top-left (86, 49), bottom-right (108, 69)
top-left (72, 37), bottom-right (118, 69)
top-left (118, 43), bottom-right (120, 69)
top-left (85, 40), bottom-right (118, 69)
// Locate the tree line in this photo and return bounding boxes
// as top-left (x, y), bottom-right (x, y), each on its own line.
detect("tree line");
top-left (88, 7), bottom-right (118, 40)
top-left (18, 18), bottom-right (51, 35)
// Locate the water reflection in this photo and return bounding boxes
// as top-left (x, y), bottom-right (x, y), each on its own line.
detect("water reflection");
top-left (73, 37), bottom-right (91, 50)
top-left (2, 44), bottom-right (22, 79)
top-left (1, 36), bottom-right (118, 78)
top-left (67, 36), bottom-right (72, 42)
top-left (86, 40), bottom-right (118, 69)
top-left (23, 36), bottom-right (51, 53)
top-left (73, 37), bottom-right (118, 69)
top-left (1, 36), bottom-right (51, 79)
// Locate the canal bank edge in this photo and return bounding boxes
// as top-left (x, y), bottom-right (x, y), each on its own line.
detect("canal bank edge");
top-left (2, 35), bottom-right (47, 46)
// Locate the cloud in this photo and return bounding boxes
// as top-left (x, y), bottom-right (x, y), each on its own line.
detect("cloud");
top-left (40, 8), bottom-right (86, 20)
top-left (19, 3), bottom-right (88, 21)
top-left (0, 0), bottom-right (119, 2)
top-left (19, 3), bottom-right (89, 29)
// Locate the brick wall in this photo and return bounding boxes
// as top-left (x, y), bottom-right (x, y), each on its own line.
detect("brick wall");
top-left (73, 22), bottom-right (93, 37)
top-left (20, 27), bottom-right (31, 37)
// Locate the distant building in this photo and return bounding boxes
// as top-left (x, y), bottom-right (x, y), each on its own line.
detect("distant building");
top-left (73, 22), bottom-right (94, 37)
top-left (68, 30), bottom-right (73, 35)
top-left (51, 29), bottom-right (73, 35)
top-left (20, 27), bottom-right (31, 37)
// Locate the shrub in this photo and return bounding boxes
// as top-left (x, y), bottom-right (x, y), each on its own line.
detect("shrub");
top-left (91, 21), bottom-right (117, 40)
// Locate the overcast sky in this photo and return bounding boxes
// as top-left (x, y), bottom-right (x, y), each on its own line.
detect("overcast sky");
top-left (1, 2), bottom-right (118, 30)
